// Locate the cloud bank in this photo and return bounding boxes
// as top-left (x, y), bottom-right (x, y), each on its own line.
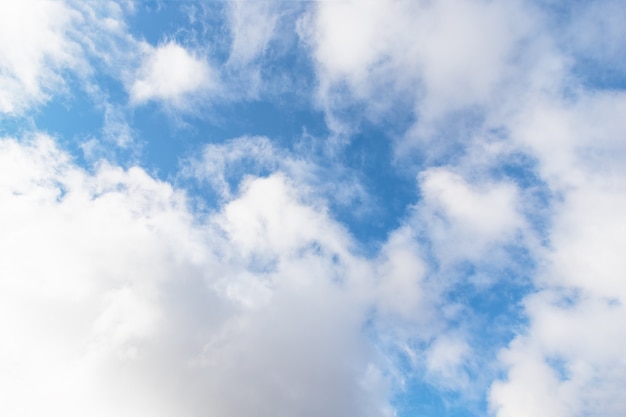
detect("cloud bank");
top-left (0, 135), bottom-right (407, 417)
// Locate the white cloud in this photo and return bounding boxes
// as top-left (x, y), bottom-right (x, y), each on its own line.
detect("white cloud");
top-left (488, 90), bottom-right (626, 417)
top-left (0, 0), bottom-right (144, 116)
top-left (299, 0), bottom-right (536, 140)
top-left (0, 134), bottom-right (410, 417)
top-left (129, 41), bottom-right (216, 107)
top-left (101, 103), bottom-right (136, 148)
top-left (417, 167), bottom-right (524, 264)
top-left (425, 333), bottom-right (471, 388)
top-left (0, 0), bottom-right (83, 114)
top-left (226, 0), bottom-right (279, 66)
top-left (490, 294), bottom-right (626, 417)
top-left (184, 136), bottom-right (282, 199)
top-left (375, 226), bottom-right (426, 319)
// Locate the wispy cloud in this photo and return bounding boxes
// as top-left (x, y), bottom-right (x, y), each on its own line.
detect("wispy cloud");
top-left (0, 1), bottom-right (83, 114)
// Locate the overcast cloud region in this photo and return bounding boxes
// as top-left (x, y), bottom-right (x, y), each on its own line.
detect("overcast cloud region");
top-left (1, 1), bottom-right (624, 417)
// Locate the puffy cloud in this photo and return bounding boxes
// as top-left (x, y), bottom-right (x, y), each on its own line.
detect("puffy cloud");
top-left (129, 41), bottom-right (216, 107)
top-left (299, 0), bottom-right (537, 139)
top-left (490, 294), bottom-right (626, 417)
top-left (374, 226), bottom-right (426, 319)
top-left (417, 168), bottom-right (524, 264)
top-left (488, 90), bottom-right (626, 417)
top-left (0, 134), bottom-right (413, 417)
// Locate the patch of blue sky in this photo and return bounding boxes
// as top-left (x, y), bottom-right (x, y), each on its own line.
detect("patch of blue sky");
top-left (539, 0), bottom-right (626, 91)
top-left (571, 58), bottom-right (626, 91)
top-left (372, 250), bottom-right (534, 417)
top-left (128, 0), bottom-right (225, 51)
top-left (0, 113), bottom-right (33, 138)
top-left (393, 375), bottom-right (486, 417)
top-left (489, 150), bottom-right (554, 245)
top-left (112, 2), bottom-right (418, 249)
top-left (447, 265), bottom-right (532, 342)
top-left (336, 124), bottom-right (418, 247)
top-left (31, 78), bottom-right (103, 163)
top-left (411, 106), bottom-right (489, 168)
top-left (131, 96), bottom-right (329, 183)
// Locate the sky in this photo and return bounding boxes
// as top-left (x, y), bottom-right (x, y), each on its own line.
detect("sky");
top-left (0, 1), bottom-right (625, 416)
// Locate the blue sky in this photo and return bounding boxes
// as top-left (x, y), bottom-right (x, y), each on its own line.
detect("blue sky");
top-left (1, 1), bottom-right (625, 416)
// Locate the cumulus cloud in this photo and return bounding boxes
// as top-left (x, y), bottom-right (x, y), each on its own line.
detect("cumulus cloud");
top-left (299, 0), bottom-right (537, 141)
top-left (488, 90), bottom-right (626, 417)
top-left (0, 134), bottom-right (422, 417)
top-left (129, 41), bottom-right (216, 107)
top-left (417, 168), bottom-right (524, 264)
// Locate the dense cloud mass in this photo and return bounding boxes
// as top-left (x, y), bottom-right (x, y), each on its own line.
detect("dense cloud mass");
top-left (0, 136), bottom-right (396, 417)
top-left (0, 1), bottom-right (624, 417)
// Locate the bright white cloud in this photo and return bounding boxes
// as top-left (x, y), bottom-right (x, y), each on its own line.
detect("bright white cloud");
top-left (374, 226), bottom-right (426, 320)
top-left (490, 294), bottom-right (626, 417)
top-left (0, 0), bottom-right (142, 116)
top-left (129, 42), bottom-right (215, 107)
top-left (0, 134), bottom-right (415, 417)
top-left (488, 90), bottom-right (626, 417)
top-left (417, 168), bottom-right (524, 264)
top-left (0, 0), bottom-right (83, 114)
top-left (300, 0), bottom-right (536, 139)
